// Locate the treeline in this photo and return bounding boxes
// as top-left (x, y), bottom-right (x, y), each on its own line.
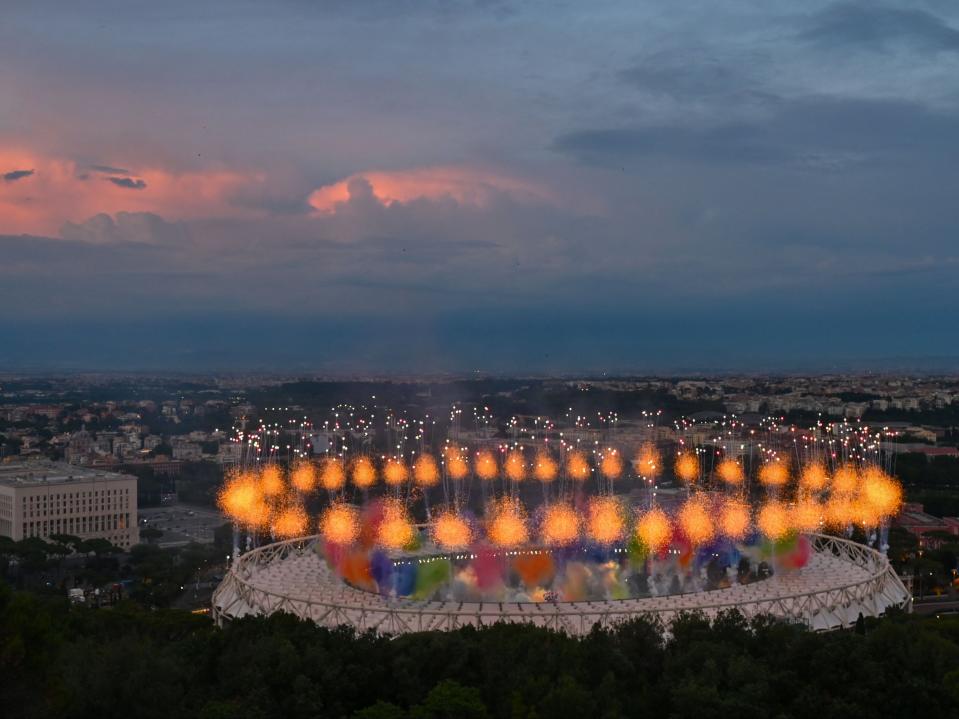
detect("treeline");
top-left (2, 585), bottom-right (958, 719)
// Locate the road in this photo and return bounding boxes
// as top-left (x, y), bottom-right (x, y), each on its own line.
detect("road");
top-left (139, 502), bottom-right (227, 547)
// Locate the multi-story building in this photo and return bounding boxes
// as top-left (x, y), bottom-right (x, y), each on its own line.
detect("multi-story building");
top-left (0, 461), bottom-right (139, 548)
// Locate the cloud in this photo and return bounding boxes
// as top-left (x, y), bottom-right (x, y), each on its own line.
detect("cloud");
top-left (553, 96), bottom-right (959, 169)
top-left (107, 176), bottom-right (147, 189)
top-left (3, 169), bottom-right (34, 181)
top-left (802, 2), bottom-right (959, 53)
top-left (0, 145), bottom-right (268, 235)
top-left (89, 164), bottom-right (131, 175)
top-left (60, 211), bottom-right (190, 245)
top-left (309, 166), bottom-right (555, 215)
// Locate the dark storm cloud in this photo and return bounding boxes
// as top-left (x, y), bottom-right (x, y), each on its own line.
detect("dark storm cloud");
top-left (553, 96), bottom-right (959, 168)
top-left (802, 2), bottom-right (959, 53)
top-left (106, 176), bottom-right (147, 189)
top-left (3, 169), bottom-right (34, 181)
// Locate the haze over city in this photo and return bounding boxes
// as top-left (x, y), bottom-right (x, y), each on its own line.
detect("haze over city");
top-left (3, 1), bottom-right (959, 372)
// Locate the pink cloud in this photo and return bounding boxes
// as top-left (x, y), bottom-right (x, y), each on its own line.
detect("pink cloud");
top-left (308, 166), bottom-right (555, 215)
top-left (0, 146), bottom-right (264, 236)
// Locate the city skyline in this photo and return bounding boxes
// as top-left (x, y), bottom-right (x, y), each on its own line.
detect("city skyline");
top-left (3, 1), bottom-right (959, 371)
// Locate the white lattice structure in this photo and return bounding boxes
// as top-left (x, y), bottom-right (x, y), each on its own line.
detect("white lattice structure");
top-left (212, 533), bottom-right (911, 634)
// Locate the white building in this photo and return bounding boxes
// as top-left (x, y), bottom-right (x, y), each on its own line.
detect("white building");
top-left (0, 461), bottom-right (139, 548)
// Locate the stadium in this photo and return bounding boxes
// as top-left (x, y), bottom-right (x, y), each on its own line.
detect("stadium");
top-left (212, 531), bottom-right (909, 634)
top-left (211, 425), bottom-right (912, 634)
top-left (212, 524), bottom-right (909, 633)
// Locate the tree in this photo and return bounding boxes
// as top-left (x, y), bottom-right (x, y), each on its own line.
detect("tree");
top-left (410, 680), bottom-right (488, 719)
top-left (140, 527), bottom-right (164, 543)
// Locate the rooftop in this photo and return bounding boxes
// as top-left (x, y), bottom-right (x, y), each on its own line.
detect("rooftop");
top-left (0, 460), bottom-right (133, 488)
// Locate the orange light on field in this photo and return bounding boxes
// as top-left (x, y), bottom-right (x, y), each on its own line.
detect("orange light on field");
top-left (413, 454), bottom-right (440, 487)
top-left (600, 449), bottom-right (623, 480)
top-left (757, 501), bottom-right (791, 540)
top-left (475, 450), bottom-right (498, 480)
top-left (431, 511), bottom-right (472, 550)
top-left (791, 499), bottom-right (823, 532)
top-left (586, 496), bottom-right (626, 544)
top-left (678, 496), bottom-right (714, 545)
top-left (716, 459), bottom-right (744, 485)
top-left (719, 499), bottom-right (750, 540)
top-left (319, 458), bottom-right (346, 491)
top-left (566, 451), bottom-right (591, 481)
top-left (541, 504), bottom-right (580, 545)
top-left (445, 450), bottom-right (469, 480)
top-left (800, 462), bottom-right (829, 491)
top-left (320, 503), bottom-right (359, 544)
top-left (377, 500), bottom-right (415, 549)
top-left (533, 452), bottom-right (559, 482)
top-left (272, 503), bottom-right (308, 538)
top-left (218, 469), bottom-right (270, 529)
top-left (351, 456), bottom-right (377, 489)
top-left (636, 442), bottom-right (661, 477)
top-left (674, 453), bottom-right (698, 483)
top-left (636, 507), bottom-right (671, 552)
top-left (759, 458), bottom-right (789, 487)
top-left (488, 499), bottom-right (528, 548)
top-left (290, 462), bottom-right (317, 492)
top-left (505, 450), bottom-right (526, 482)
top-left (383, 457), bottom-right (409, 486)
top-left (831, 464), bottom-right (859, 495)
top-left (259, 465), bottom-right (285, 497)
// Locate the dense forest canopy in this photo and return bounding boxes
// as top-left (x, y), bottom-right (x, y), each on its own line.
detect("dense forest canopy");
top-left (2, 584), bottom-right (958, 719)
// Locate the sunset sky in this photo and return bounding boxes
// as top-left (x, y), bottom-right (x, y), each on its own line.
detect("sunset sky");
top-left (2, 1), bottom-right (958, 372)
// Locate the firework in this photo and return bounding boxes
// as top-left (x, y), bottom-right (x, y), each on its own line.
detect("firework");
top-left (218, 469), bottom-right (269, 529)
top-left (430, 511), bottom-right (472, 550)
top-left (600, 449), bottom-right (623, 480)
top-left (678, 496), bottom-right (714, 545)
top-left (272, 502), bottom-right (308, 538)
top-left (757, 501), bottom-right (791, 540)
top-left (636, 507), bottom-right (671, 552)
top-left (759, 458), bottom-right (790, 487)
top-left (851, 498), bottom-right (882, 528)
top-left (259, 464), bottom-right (285, 497)
top-left (566, 451), bottom-right (591, 481)
top-left (319, 458), bottom-right (346, 491)
top-left (674, 452), bottom-right (698, 483)
top-left (859, 467), bottom-right (902, 519)
top-left (718, 499), bottom-right (750, 541)
top-left (533, 452), bottom-right (559, 483)
top-left (383, 457), bottom-right (409, 487)
top-left (475, 450), bottom-right (498, 480)
top-left (541, 504), bottom-right (580, 545)
top-left (351, 456), bottom-right (377, 489)
top-left (445, 450), bottom-right (469, 480)
top-left (799, 462), bottom-right (829, 492)
top-left (831, 464), bottom-right (859, 495)
top-left (413, 453), bottom-right (440, 487)
top-left (320, 503), bottom-right (360, 545)
top-left (290, 462), bottom-right (317, 492)
top-left (487, 499), bottom-right (529, 548)
top-left (636, 442), bottom-right (661, 477)
top-left (716, 458), bottom-right (744, 485)
top-left (791, 498), bottom-right (824, 532)
top-left (824, 495), bottom-right (856, 527)
top-left (377, 500), bottom-right (415, 549)
top-left (505, 450), bottom-right (526, 482)
top-left (586, 496), bottom-right (626, 544)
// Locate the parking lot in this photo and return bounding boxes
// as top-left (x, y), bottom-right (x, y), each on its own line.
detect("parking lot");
top-left (139, 503), bottom-right (228, 548)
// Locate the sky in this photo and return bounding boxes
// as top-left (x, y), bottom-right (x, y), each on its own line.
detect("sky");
top-left (2, 1), bottom-right (958, 373)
